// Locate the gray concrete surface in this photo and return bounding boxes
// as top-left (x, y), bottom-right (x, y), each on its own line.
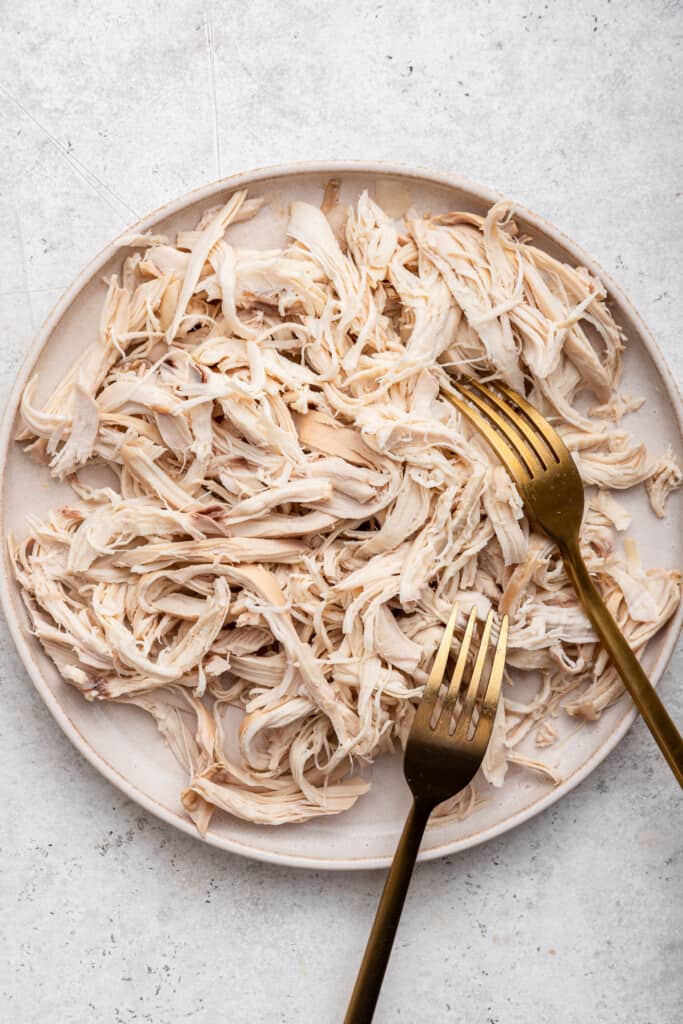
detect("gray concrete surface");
top-left (1, 1), bottom-right (681, 1021)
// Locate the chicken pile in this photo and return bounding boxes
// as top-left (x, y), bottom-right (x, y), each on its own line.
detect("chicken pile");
top-left (10, 186), bottom-right (681, 831)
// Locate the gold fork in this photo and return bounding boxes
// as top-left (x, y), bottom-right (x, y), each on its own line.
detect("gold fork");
top-left (345, 605), bottom-right (509, 1024)
top-left (444, 375), bottom-right (683, 786)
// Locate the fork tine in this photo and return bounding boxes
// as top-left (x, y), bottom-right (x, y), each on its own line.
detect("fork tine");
top-left (453, 610), bottom-right (494, 741)
top-left (442, 389), bottom-right (531, 485)
top-left (462, 376), bottom-right (556, 468)
top-left (435, 606), bottom-right (477, 733)
top-left (493, 380), bottom-right (573, 464)
top-left (457, 381), bottom-right (544, 475)
top-left (413, 602), bottom-right (459, 728)
top-left (475, 614), bottom-right (509, 740)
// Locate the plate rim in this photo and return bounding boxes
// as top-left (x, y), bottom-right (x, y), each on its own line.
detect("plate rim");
top-left (1, 159), bottom-right (681, 870)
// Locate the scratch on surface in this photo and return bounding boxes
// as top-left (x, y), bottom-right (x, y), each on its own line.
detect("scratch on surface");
top-left (0, 81), bottom-right (139, 222)
top-left (0, 285), bottom-right (67, 299)
top-left (11, 205), bottom-right (35, 330)
top-left (204, 3), bottom-right (222, 178)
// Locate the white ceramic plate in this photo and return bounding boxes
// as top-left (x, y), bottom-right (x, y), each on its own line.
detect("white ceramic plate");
top-left (1, 163), bottom-right (681, 870)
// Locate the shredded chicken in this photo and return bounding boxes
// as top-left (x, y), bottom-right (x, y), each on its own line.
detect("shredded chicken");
top-left (646, 446), bottom-right (683, 518)
top-left (10, 187), bottom-right (681, 833)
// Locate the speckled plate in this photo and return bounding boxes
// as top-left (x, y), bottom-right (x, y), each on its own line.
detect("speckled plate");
top-left (1, 162), bottom-right (681, 869)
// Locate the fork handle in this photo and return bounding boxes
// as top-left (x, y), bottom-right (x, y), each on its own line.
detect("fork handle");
top-left (344, 799), bottom-right (433, 1024)
top-left (561, 538), bottom-right (683, 786)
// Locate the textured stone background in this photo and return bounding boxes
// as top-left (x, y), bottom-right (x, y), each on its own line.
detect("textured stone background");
top-left (1, 2), bottom-right (681, 1021)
